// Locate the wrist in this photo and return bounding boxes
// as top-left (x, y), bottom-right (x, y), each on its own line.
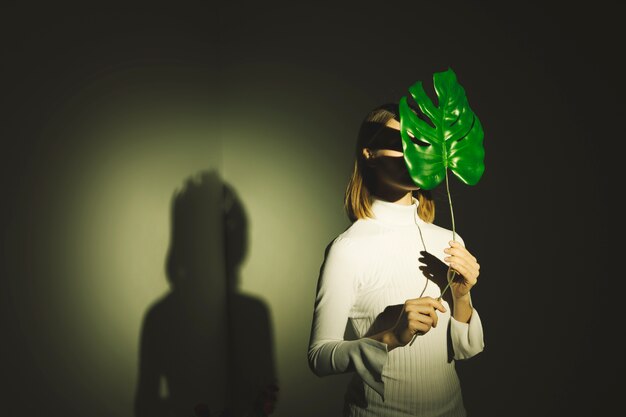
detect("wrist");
top-left (366, 329), bottom-right (400, 351)
top-left (452, 292), bottom-right (471, 303)
top-left (381, 330), bottom-right (401, 351)
top-left (452, 292), bottom-right (473, 323)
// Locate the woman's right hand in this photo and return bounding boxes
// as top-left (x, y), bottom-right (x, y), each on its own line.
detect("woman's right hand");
top-left (391, 297), bottom-right (447, 347)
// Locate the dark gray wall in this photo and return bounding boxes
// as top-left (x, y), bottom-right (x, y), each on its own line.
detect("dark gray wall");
top-left (1, 2), bottom-right (621, 417)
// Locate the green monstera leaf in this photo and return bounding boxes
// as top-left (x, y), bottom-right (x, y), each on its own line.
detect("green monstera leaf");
top-left (399, 67), bottom-right (485, 190)
top-left (400, 69), bottom-right (486, 335)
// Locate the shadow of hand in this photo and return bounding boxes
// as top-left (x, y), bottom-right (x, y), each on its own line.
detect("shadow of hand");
top-left (363, 251), bottom-right (461, 342)
top-left (418, 250), bottom-right (454, 306)
top-left (363, 304), bottom-right (403, 338)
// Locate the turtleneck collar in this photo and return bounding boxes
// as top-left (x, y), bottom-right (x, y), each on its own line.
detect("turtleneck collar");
top-left (370, 196), bottom-right (420, 226)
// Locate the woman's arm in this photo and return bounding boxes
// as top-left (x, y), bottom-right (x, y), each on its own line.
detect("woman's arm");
top-left (450, 292), bottom-right (485, 359)
top-left (452, 293), bottom-right (473, 323)
top-left (307, 236), bottom-right (448, 398)
top-left (444, 238), bottom-right (485, 359)
top-left (307, 236), bottom-right (388, 397)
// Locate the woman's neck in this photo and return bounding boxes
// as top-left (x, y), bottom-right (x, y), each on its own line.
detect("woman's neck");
top-left (371, 189), bottom-right (414, 205)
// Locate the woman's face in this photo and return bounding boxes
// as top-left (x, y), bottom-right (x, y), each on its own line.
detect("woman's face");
top-left (363, 119), bottom-right (420, 192)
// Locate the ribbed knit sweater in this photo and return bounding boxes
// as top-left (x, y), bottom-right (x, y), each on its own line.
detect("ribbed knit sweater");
top-left (308, 197), bottom-right (485, 417)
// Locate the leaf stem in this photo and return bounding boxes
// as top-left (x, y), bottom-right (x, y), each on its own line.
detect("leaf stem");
top-left (446, 168), bottom-right (456, 242)
top-left (438, 169), bottom-right (456, 300)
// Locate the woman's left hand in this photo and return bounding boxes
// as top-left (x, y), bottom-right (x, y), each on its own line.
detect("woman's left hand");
top-left (443, 240), bottom-right (480, 299)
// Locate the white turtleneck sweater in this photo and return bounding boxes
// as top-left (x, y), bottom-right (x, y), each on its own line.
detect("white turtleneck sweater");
top-left (308, 197), bottom-right (485, 417)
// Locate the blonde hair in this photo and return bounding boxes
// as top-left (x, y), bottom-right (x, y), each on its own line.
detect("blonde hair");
top-left (344, 105), bottom-right (435, 223)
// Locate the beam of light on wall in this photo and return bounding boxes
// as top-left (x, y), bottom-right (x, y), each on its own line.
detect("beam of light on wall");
top-left (11, 59), bottom-right (386, 417)
top-left (27, 66), bottom-right (222, 415)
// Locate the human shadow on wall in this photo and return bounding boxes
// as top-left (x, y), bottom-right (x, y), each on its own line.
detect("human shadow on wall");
top-left (134, 170), bottom-right (277, 417)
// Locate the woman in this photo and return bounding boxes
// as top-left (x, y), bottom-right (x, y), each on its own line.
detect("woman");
top-left (307, 103), bottom-right (485, 417)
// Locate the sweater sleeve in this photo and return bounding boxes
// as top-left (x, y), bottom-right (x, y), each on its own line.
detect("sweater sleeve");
top-left (450, 292), bottom-right (485, 360)
top-left (307, 236), bottom-right (388, 399)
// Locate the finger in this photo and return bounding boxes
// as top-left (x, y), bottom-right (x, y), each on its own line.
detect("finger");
top-left (449, 262), bottom-right (477, 285)
top-left (406, 297), bottom-right (447, 313)
top-left (458, 257), bottom-right (479, 281)
top-left (424, 297), bottom-right (447, 313)
top-left (412, 305), bottom-right (441, 328)
top-left (404, 302), bottom-right (430, 317)
top-left (405, 297), bottom-right (428, 306)
top-left (408, 311), bottom-right (433, 326)
top-left (452, 266), bottom-right (478, 288)
top-left (445, 255), bottom-right (474, 276)
top-left (408, 304), bottom-right (435, 315)
top-left (447, 242), bottom-right (477, 263)
top-left (445, 255), bottom-right (479, 280)
top-left (445, 247), bottom-right (477, 264)
top-left (410, 320), bottom-right (431, 334)
top-left (449, 240), bottom-right (465, 248)
top-left (425, 309), bottom-right (438, 328)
